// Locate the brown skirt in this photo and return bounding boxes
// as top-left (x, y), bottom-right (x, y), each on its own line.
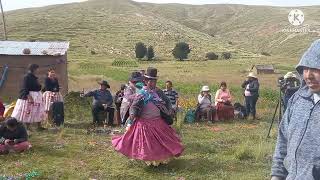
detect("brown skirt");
top-left (216, 102), bottom-right (234, 121)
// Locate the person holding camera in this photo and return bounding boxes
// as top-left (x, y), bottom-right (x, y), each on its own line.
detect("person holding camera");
top-left (0, 118), bottom-right (31, 154)
top-left (280, 72), bottom-right (300, 110)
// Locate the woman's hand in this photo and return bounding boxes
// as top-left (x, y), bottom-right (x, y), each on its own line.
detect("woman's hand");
top-left (125, 116), bottom-right (136, 132)
top-left (4, 139), bottom-right (13, 145)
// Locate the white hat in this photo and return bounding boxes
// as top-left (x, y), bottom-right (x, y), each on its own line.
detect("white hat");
top-left (247, 72), bottom-right (257, 79)
top-left (284, 72), bottom-right (296, 79)
top-left (201, 85), bottom-right (210, 92)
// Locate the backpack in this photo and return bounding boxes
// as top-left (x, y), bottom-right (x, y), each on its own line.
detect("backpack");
top-left (49, 102), bottom-right (64, 126)
top-left (234, 102), bottom-right (247, 119)
top-left (184, 109), bottom-right (196, 123)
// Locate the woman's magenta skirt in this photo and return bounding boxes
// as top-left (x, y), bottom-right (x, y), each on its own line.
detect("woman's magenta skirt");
top-left (112, 117), bottom-right (184, 161)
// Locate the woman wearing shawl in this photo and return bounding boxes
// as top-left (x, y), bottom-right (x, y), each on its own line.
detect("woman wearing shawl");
top-left (112, 67), bottom-right (184, 166)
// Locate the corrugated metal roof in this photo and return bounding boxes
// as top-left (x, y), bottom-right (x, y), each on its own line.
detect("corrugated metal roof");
top-left (0, 41), bottom-right (69, 56)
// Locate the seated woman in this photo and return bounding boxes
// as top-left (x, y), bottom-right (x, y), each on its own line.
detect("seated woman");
top-left (196, 86), bottom-right (215, 122)
top-left (215, 82), bottom-right (234, 121)
top-left (0, 118), bottom-right (31, 154)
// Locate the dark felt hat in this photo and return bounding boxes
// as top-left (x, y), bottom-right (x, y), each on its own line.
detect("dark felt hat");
top-left (144, 67), bottom-right (158, 80)
top-left (129, 71), bottom-right (143, 82)
top-left (98, 80), bottom-right (110, 88)
top-left (6, 117), bottom-right (18, 127)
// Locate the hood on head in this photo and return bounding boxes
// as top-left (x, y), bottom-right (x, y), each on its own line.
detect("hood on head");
top-left (296, 39), bottom-right (320, 76)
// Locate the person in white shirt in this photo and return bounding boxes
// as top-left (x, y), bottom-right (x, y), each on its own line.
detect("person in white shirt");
top-left (195, 86), bottom-right (215, 122)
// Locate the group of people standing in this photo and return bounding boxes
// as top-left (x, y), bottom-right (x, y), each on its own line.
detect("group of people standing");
top-left (0, 64), bottom-right (63, 154)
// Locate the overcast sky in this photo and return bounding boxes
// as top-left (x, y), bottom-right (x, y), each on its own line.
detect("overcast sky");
top-left (133, 0), bottom-right (320, 6)
top-left (1, 0), bottom-right (319, 11)
top-left (2, 0), bottom-right (87, 11)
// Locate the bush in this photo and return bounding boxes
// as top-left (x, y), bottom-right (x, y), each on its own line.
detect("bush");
top-left (135, 42), bottom-right (147, 59)
top-left (64, 91), bottom-right (91, 122)
top-left (90, 50), bottom-right (96, 55)
top-left (222, 52), bottom-right (232, 60)
top-left (172, 42), bottom-right (191, 61)
top-left (261, 52), bottom-right (271, 56)
top-left (228, 41), bottom-right (233, 45)
top-left (206, 52), bottom-right (219, 60)
top-left (147, 46), bottom-right (155, 61)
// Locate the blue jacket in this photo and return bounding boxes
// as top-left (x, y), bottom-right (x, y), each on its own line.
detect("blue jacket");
top-left (272, 39), bottom-right (320, 180)
top-left (84, 89), bottom-right (113, 107)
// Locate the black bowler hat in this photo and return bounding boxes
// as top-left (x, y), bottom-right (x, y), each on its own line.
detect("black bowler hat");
top-left (129, 71), bottom-right (143, 82)
top-left (144, 67), bottom-right (158, 80)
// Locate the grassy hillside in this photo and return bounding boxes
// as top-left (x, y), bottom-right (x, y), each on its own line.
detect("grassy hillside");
top-left (1, 0), bottom-right (319, 59)
top-left (1, 0), bottom-right (258, 60)
top-left (140, 3), bottom-right (320, 57)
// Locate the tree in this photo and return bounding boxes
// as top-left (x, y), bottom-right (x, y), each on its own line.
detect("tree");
top-left (172, 42), bottom-right (191, 61)
top-left (135, 42), bottom-right (147, 59)
top-left (206, 52), bottom-right (219, 60)
top-left (222, 52), bottom-right (232, 60)
top-left (147, 46), bottom-right (155, 61)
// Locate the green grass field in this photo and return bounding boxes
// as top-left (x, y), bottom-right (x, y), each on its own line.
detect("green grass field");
top-left (0, 56), bottom-right (284, 180)
top-left (1, 0), bottom-right (315, 178)
top-left (0, 117), bottom-right (277, 180)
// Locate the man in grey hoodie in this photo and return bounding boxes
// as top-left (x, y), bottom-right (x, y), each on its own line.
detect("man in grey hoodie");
top-left (271, 39), bottom-right (320, 180)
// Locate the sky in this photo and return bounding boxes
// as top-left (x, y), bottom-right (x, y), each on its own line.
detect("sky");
top-left (133, 0), bottom-right (320, 7)
top-left (1, 0), bottom-right (319, 12)
top-left (1, 0), bottom-right (87, 11)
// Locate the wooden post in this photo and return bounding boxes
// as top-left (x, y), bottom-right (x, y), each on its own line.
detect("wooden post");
top-left (0, 0), bottom-right (7, 40)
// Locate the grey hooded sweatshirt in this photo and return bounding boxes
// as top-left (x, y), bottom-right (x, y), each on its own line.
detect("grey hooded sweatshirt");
top-left (271, 39), bottom-right (320, 180)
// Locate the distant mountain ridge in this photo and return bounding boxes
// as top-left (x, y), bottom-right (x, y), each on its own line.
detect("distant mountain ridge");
top-left (1, 0), bottom-right (319, 59)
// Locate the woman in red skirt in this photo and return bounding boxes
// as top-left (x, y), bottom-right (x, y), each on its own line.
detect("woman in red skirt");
top-left (214, 82), bottom-right (234, 121)
top-left (112, 67), bottom-right (184, 166)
